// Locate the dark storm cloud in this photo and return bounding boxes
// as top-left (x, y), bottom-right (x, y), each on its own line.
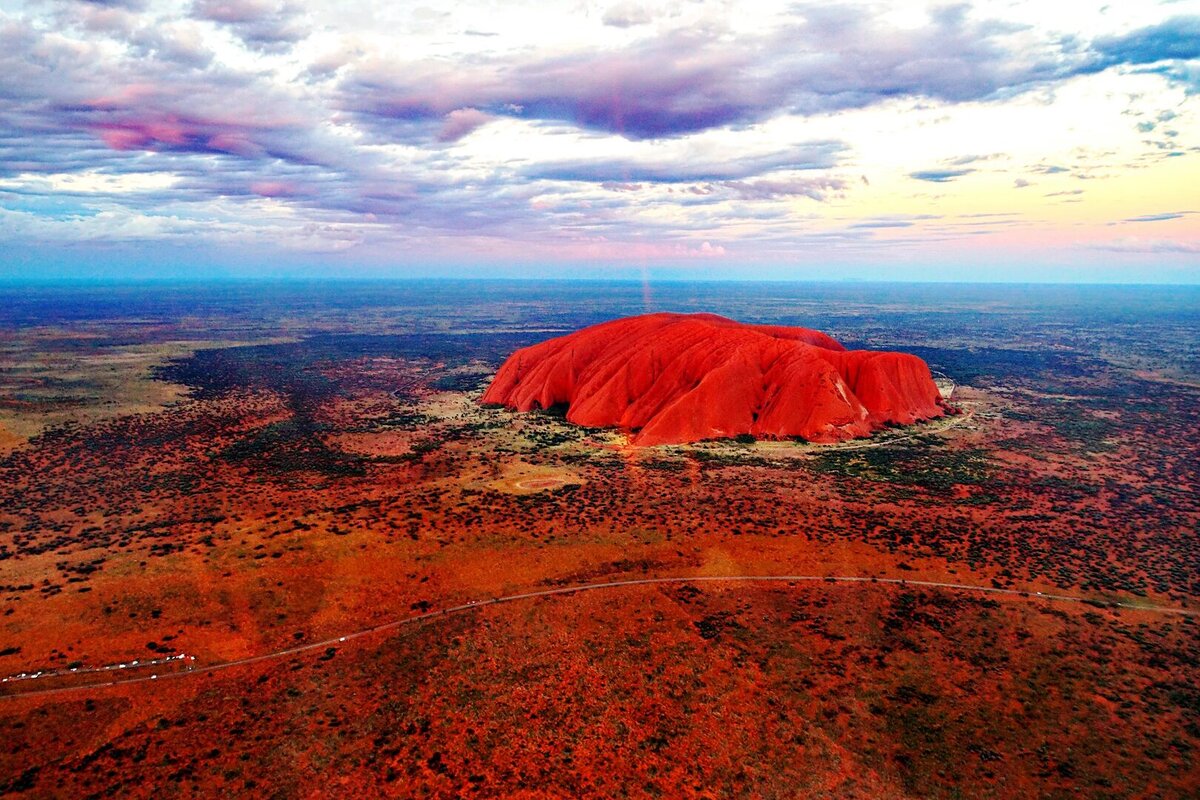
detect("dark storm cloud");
top-left (524, 142), bottom-right (844, 183)
top-left (909, 169), bottom-right (974, 183)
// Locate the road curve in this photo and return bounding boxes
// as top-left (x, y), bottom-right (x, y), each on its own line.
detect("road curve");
top-left (2, 574), bottom-right (1193, 701)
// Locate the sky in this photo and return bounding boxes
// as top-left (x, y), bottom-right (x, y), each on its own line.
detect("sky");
top-left (1, 0), bottom-right (1198, 283)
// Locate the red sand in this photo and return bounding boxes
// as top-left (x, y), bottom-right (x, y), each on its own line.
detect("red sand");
top-left (482, 313), bottom-right (948, 445)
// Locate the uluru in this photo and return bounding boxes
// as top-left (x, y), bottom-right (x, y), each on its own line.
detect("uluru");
top-left (482, 313), bottom-right (948, 445)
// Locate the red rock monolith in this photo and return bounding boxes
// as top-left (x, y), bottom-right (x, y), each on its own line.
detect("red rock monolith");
top-left (482, 313), bottom-right (946, 445)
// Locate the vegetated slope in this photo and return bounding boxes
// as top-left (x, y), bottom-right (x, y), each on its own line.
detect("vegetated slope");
top-left (482, 313), bottom-right (947, 444)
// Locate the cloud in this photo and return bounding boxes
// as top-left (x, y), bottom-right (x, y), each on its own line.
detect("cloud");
top-left (1122, 211), bottom-right (1191, 223)
top-left (602, 2), bottom-right (654, 28)
top-left (525, 141), bottom-right (844, 183)
top-left (1091, 16), bottom-right (1200, 67)
top-left (248, 180), bottom-right (306, 198)
top-left (599, 182), bottom-right (642, 192)
top-left (1092, 237), bottom-right (1200, 253)
top-left (340, 31), bottom-right (754, 140)
top-left (436, 108), bottom-right (493, 142)
top-left (2, 3), bottom-right (1199, 268)
top-left (616, 239), bottom-right (728, 258)
top-left (843, 214), bottom-right (941, 230)
top-left (1146, 60), bottom-right (1200, 93)
top-left (910, 169), bottom-right (974, 183)
top-left (78, 0), bottom-right (148, 8)
top-left (0, 12), bottom-right (406, 252)
top-left (947, 153), bottom-right (1005, 166)
top-left (1086, 16), bottom-right (1200, 93)
top-left (849, 220), bottom-right (914, 229)
top-left (0, 15), bottom-right (342, 170)
top-left (191, 0), bottom-right (308, 52)
top-left (339, 6), bottom-right (1098, 141)
top-left (721, 177), bottom-right (846, 201)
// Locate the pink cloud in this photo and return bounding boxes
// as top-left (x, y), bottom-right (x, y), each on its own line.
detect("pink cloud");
top-left (436, 108), bottom-right (493, 143)
top-left (207, 132), bottom-right (265, 157)
top-left (250, 180), bottom-right (300, 197)
top-left (96, 127), bottom-right (152, 151)
top-left (93, 119), bottom-right (190, 150)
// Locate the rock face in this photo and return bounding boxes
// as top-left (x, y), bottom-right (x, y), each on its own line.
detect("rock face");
top-left (482, 313), bottom-right (947, 445)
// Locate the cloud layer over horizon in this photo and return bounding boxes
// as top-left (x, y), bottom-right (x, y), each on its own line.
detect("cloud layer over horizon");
top-left (1, 0), bottom-right (1198, 281)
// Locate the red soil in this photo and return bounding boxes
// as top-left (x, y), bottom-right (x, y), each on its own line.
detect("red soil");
top-left (482, 313), bottom-right (947, 445)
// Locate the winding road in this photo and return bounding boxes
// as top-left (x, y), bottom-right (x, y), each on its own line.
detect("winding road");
top-left (2, 573), bottom-right (1192, 701)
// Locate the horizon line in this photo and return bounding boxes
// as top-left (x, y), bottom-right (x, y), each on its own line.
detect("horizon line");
top-left (2, 276), bottom-right (1200, 289)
